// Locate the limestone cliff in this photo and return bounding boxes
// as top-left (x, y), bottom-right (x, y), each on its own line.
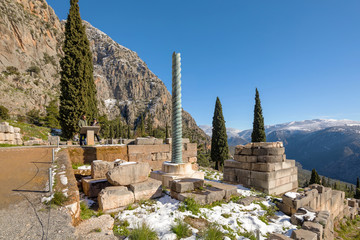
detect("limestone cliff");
top-left (0, 0), bottom-right (208, 142)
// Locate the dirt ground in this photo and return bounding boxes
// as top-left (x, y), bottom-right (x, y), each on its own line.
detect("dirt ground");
top-left (0, 147), bottom-right (75, 239)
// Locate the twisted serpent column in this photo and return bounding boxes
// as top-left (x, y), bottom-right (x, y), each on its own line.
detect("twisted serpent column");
top-left (171, 52), bottom-right (182, 164)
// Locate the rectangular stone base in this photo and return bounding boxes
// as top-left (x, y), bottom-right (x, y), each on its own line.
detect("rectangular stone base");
top-left (129, 178), bottom-right (162, 201)
top-left (150, 170), bottom-right (204, 188)
top-left (82, 178), bottom-right (110, 198)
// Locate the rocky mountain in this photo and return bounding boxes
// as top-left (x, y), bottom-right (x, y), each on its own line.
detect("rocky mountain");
top-left (0, 0), bottom-right (208, 142)
top-left (201, 119), bottom-right (360, 184)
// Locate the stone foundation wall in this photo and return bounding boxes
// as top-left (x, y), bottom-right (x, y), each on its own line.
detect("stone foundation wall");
top-left (67, 137), bottom-right (198, 171)
top-left (271, 184), bottom-right (360, 240)
top-left (223, 142), bottom-right (298, 195)
top-left (0, 122), bottom-right (22, 145)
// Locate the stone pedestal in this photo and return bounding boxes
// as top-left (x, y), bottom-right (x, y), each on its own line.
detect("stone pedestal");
top-left (150, 161), bottom-right (204, 187)
top-left (87, 130), bottom-right (95, 145)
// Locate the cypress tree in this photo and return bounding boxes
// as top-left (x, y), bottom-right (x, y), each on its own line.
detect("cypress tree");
top-left (45, 99), bottom-right (60, 129)
top-left (59, 0), bottom-right (98, 139)
top-left (321, 176), bottom-right (326, 187)
top-left (210, 97), bottom-right (229, 170)
top-left (127, 125), bottom-right (131, 139)
top-left (355, 177), bottom-right (360, 199)
top-left (251, 88), bottom-right (266, 142)
top-left (165, 123), bottom-right (169, 139)
top-left (309, 169), bottom-right (321, 185)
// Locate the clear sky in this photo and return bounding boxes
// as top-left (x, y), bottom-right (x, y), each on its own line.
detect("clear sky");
top-left (47, 0), bottom-right (360, 130)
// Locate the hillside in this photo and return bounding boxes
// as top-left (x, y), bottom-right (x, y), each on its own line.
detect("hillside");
top-left (201, 119), bottom-right (360, 184)
top-left (0, 0), bottom-right (208, 142)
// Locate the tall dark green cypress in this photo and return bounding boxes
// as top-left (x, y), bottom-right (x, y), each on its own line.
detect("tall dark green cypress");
top-left (251, 88), bottom-right (266, 142)
top-left (309, 169), bottom-right (321, 185)
top-left (59, 0), bottom-right (98, 139)
top-left (210, 97), bottom-right (229, 170)
top-left (355, 177), bottom-right (360, 199)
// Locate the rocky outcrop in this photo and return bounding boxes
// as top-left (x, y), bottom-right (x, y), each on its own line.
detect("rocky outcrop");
top-left (0, 0), bottom-right (208, 143)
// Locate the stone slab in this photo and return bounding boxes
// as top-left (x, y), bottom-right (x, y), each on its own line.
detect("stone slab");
top-left (98, 186), bottom-right (135, 211)
top-left (91, 160), bottom-right (115, 179)
top-left (106, 162), bottom-right (150, 186)
top-left (204, 180), bottom-right (237, 200)
top-left (291, 229), bottom-right (317, 240)
top-left (82, 178), bottom-right (110, 198)
top-left (171, 178), bottom-right (204, 193)
top-left (129, 178), bottom-right (162, 201)
top-left (128, 144), bottom-right (170, 154)
top-left (170, 186), bottom-right (225, 205)
top-left (162, 162), bottom-right (193, 174)
top-left (302, 221), bottom-right (323, 240)
top-left (268, 233), bottom-right (291, 240)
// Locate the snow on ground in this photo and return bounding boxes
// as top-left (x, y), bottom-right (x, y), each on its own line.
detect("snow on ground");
top-left (114, 168), bottom-right (297, 240)
top-left (77, 165), bottom-right (91, 170)
top-left (284, 192), bottom-right (300, 199)
top-left (199, 167), bottom-right (223, 181)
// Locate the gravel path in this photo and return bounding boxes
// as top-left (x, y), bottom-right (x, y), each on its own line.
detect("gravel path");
top-left (0, 147), bottom-right (76, 239)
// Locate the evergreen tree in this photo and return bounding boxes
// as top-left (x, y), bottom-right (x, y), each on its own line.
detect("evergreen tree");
top-left (321, 176), bottom-right (326, 187)
top-left (127, 125), bottom-right (131, 139)
top-left (210, 97), bottom-right (229, 170)
top-left (355, 177), bottom-right (360, 199)
top-left (45, 100), bottom-right (60, 129)
top-left (0, 105), bottom-right (10, 120)
top-left (138, 115), bottom-right (145, 137)
top-left (165, 123), bottom-right (169, 139)
top-left (146, 115), bottom-right (153, 136)
top-left (251, 88), bottom-right (266, 142)
top-left (333, 181), bottom-right (338, 190)
top-left (309, 169), bottom-right (321, 185)
top-left (59, 0), bottom-right (98, 139)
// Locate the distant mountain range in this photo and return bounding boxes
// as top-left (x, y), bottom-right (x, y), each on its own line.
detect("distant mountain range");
top-left (200, 119), bottom-right (360, 184)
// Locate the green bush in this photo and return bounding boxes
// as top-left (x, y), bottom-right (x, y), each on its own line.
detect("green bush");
top-left (49, 191), bottom-right (67, 206)
top-left (26, 108), bottom-right (43, 126)
top-left (200, 224), bottom-right (224, 240)
top-left (171, 218), bottom-right (192, 239)
top-left (0, 105), bottom-right (10, 120)
top-left (129, 223), bottom-right (158, 240)
top-left (3, 66), bottom-right (19, 76)
top-left (178, 198), bottom-right (201, 215)
top-left (113, 220), bottom-right (130, 237)
top-left (26, 65), bottom-right (40, 75)
top-left (80, 201), bottom-right (96, 220)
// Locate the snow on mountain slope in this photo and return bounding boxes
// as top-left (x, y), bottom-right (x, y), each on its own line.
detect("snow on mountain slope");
top-left (199, 125), bottom-right (242, 138)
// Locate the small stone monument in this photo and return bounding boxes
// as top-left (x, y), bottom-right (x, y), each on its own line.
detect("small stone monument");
top-left (150, 52), bottom-right (204, 187)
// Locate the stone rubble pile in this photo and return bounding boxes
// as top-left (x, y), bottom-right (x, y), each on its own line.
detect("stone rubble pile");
top-left (0, 122), bottom-right (22, 145)
top-left (82, 159), bottom-right (162, 211)
top-left (269, 184), bottom-right (360, 240)
top-left (224, 142), bottom-right (298, 195)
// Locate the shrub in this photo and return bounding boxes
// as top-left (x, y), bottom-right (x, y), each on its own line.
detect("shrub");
top-left (26, 65), bottom-right (40, 75)
top-left (113, 219), bottom-right (130, 237)
top-left (129, 223), bottom-right (158, 240)
top-left (3, 66), bottom-right (19, 76)
top-left (80, 201), bottom-right (96, 220)
top-left (49, 191), bottom-right (67, 206)
top-left (26, 108), bottom-right (43, 125)
top-left (171, 218), bottom-right (192, 239)
top-left (178, 198), bottom-right (201, 215)
top-left (0, 105), bottom-right (10, 120)
top-left (200, 224), bottom-right (224, 240)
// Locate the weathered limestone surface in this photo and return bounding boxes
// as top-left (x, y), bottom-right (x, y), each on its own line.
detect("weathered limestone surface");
top-left (267, 233), bottom-right (291, 240)
top-left (170, 178), bottom-right (204, 193)
top-left (106, 162), bottom-right (150, 186)
top-left (0, 122), bottom-right (22, 145)
top-left (98, 186), bottom-right (135, 211)
top-left (82, 178), bottom-right (110, 198)
top-left (91, 160), bottom-right (115, 179)
top-left (129, 178), bottom-right (162, 201)
top-left (223, 142), bottom-right (297, 195)
top-left (302, 221), bottom-right (323, 240)
top-left (291, 229), bottom-right (317, 240)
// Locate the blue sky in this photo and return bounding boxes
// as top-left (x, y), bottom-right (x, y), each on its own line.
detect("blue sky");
top-left (47, 0), bottom-right (360, 130)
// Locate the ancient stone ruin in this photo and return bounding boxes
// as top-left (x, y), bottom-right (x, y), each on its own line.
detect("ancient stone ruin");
top-left (269, 184), bottom-right (360, 240)
top-left (0, 122), bottom-right (22, 145)
top-left (83, 160), bottom-right (162, 211)
top-left (224, 142), bottom-right (298, 195)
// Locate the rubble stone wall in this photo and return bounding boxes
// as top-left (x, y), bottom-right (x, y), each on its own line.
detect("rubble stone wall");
top-left (0, 122), bottom-right (22, 145)
top-left (223, 142), bottom-right (298, 195)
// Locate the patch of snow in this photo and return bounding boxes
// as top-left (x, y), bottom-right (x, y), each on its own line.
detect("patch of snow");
top-left (115, 188), bottom-right (296, 240)
top-left (295, 208), bottom-right (316, 222)
top-left (284, 192), bottom-right (300, 199)
top-left (77, 165), bottom-right (91, 170)
top-left (60, 175), bottom-right (68, 186)
top-left (41, 194), bottom-right (54, 203)
top-left (120, 161), bottom-right (137, 166)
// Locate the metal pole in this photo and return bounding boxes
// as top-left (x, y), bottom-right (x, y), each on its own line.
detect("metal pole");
top-left (57, 136), bottom-right (59, 148)
top-left (49, 168), bottom-right (52, 193)
top-left (256, 229), bottom-right (260, 240)
top-left (52, 148), bottom-right (54, 163)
